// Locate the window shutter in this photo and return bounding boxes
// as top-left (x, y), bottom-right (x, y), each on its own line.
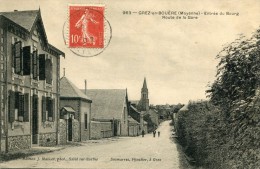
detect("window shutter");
top-left (14, 41), bottom-right (22, 74)
top-left (45, 59), bottom-right (52, 84)
top-left (12, 44), bottom-right (14, 67)
top-left (50, 61), bottom-right (53, 83)
top-left (18, 93), bottom-right (24, 120)
top-left (85, 114), bottom-right (88, 129)
top-left (51, 99), bottom-right (55, 122)
top-left (32, 50), bottom-right (38, 80)
top-left (23, 46), bottom-right (31, 75)
top-left (42, 96), bottom-right (46, 122)
top-left (15, 92), bottom-right (19, 109)
top-left (9, 91), bottom-right (16, 123)
top-left (39, 54), bottom-right (46, 80)
top-left (23, 93), bottom-right (30, 122)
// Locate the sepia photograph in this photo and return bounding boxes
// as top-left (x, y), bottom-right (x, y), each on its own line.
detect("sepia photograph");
top-left (0, 0), bottom-right (259, 168)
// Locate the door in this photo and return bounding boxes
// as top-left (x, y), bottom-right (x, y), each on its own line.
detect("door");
top-left (113, 121), bottom-right (118, 136)
top-left (32, 95), bottom-right (38, 144)
top-left (68, 117), bottom-right (73, 141)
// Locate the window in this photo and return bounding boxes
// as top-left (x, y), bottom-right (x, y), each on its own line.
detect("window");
top-left (32, 50), bottom-right (39, 80)
top-left (12, 41), bottom-right (22, 74)
top-left (39, 54), bottom-right (46, 80)
top-left (45, 59), bottom-right (52, 84)
top-left (8, 91), bottom-right (29, 122)
top-left (42, 96), bottom-right (55, 122)
top-left (85, 114), bottom-right (88, 129)
top-left (23, 46), bottom-right (31, 75)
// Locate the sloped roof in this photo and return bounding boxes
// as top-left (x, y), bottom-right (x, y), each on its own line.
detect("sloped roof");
top-left (142, 77), bottom-right (147, 89)
top-left (179, 104), bottom-right (189, 111)
top-left (128, 116), bottom-right (139, 124)
top-left (0, 10), bottom-right (65, 57)
top-left (130, 105), bottom-right (140, 114)
top-left (60, 77), bottom-right (91, 102)
top-left (62, 106), bottom-right (76, 113)
top-left (83, 89), bottom-right (126, 120)
top-left (0, 10), bottom-right (38, 32)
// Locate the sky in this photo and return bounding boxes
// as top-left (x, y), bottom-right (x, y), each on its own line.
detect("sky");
top-left (1, 0), bottom-right (260, 104)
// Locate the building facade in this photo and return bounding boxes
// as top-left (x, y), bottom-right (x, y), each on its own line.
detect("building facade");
top-left (59, 77), bottom-right (92, 143)
top-left (85, 89), bottom-right (129, 137)
top-left (0, 10), bottom-right (64, 152)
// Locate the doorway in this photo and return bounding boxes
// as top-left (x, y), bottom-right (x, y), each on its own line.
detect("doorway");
top-left (68, 117), bottom-right (73, 141)
top-left (32, 95), bottom-right (38, 144)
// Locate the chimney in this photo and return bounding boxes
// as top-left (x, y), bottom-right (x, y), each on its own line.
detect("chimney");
top-left (84, 79), bottom-right (87, 95)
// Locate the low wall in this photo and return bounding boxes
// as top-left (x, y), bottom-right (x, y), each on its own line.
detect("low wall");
top-left (58, 119), bottom-right (67, 145)
top-left (129, 125), bottom-right (139, 136)
top-left (8, 135), bottom-right (31, 152)
top-left (39, 132), bottom-right (56, 147)
top-left (91, 121), bottom-right (113, 139)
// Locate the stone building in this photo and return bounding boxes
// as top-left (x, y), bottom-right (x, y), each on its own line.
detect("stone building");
top-left (0, 10), bottom-right (64, 152)
top-left (129, 105), bottom-right (148, 134)
top-left (84, 89), bottom-right (129, 137)
top-left (128, 116), bottom-right (140, 136)
top-left (59, 77), bottom-right (92, 143)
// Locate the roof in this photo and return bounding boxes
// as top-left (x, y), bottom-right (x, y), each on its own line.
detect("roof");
top-left (129, 100), bottom-right (139, 105)
top-left (142, 77), bottom-right (148, 89)
top-left (0, 10), bottom-right (38, 32)
top-left (130, 105), bottom-right (140, 114)
top-left (128, 116), bottom-right (139, 124)
top-left (60, 77), bottom-right (92, 102)
top-left (61, 106), bottom-right (76, 113)
top-left (179, 104), bottom-right (189, 111)
top-left (83, 89), bottom-right (127, 120)
top-left (0, 10), bottom-right (65, 57)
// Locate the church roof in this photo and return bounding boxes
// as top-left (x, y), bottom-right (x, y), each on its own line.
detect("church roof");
top-left (142, 77), bottom-right (148, 89)
top-left (83, 89), bottom-right (127, 120)
top-left (60, 77), bottom-right (92, 102)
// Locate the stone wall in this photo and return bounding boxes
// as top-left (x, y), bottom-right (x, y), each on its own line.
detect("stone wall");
top-left (58, 119), bottom-right (67, 145)
top-left (73, 119), bottom-right (80, 142)
top-left (8, 135), bottom-right (31, 152)
top-left (39, 132), bottom-right (56, 147)
top-left (90, 121), bottom-right (113, 139)
top-left (90, 121), bottom-right (102, 139)
top-left (129, 125), bottom-right (139, 136)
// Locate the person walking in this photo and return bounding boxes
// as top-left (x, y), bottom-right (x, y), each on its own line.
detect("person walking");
top-left (142, 130), bottom-right (145, 137)
top-left (153, 130), bottom-right (156, 137)
top-left (158, 131), bottom-right (160, 137)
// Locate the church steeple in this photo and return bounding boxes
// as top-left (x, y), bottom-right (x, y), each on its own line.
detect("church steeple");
top-left (142, 77), bottom-right (148, 92)
top-left (138, 77), bottom-right (149, 111)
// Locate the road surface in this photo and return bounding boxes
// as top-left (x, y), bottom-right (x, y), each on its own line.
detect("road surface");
top-left (0, 120), bottom-right (184, 169)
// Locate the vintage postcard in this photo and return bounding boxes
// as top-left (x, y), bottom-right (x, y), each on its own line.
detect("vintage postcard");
top-left (0, 0), bottom-right (259, 169)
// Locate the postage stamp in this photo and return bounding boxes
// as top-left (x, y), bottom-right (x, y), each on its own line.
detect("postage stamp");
top-left (69, 5), bottom-right (104, 48)
top-left (63, 4), bottom-right (112, 57)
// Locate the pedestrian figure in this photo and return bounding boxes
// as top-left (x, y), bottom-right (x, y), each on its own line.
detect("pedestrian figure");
top-left (142, 130), bottom-right (145, 137)
top-left (153, 130), bottom-right (156, 137)
top-left (158, 131), bottom-right (160, 137)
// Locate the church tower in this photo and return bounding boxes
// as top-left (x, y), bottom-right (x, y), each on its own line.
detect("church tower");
top-left (138, 77), bottom-right (149, 111)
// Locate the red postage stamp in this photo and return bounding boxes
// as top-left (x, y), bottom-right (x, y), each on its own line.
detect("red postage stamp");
top-left (69, 5), bottom-right (104, 48)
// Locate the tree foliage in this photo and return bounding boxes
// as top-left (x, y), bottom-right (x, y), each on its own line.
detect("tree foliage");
top-left (175, 28), bottom-right (260, 169)
top-left (207, 29), bottom-right (260, 114)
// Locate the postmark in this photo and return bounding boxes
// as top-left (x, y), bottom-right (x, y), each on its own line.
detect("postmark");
top-left (63, 4), bottom-right (112, 57)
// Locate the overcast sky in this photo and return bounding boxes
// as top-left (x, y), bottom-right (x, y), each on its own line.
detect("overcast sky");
top-left (1, 0), bottom-right (260, 104)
